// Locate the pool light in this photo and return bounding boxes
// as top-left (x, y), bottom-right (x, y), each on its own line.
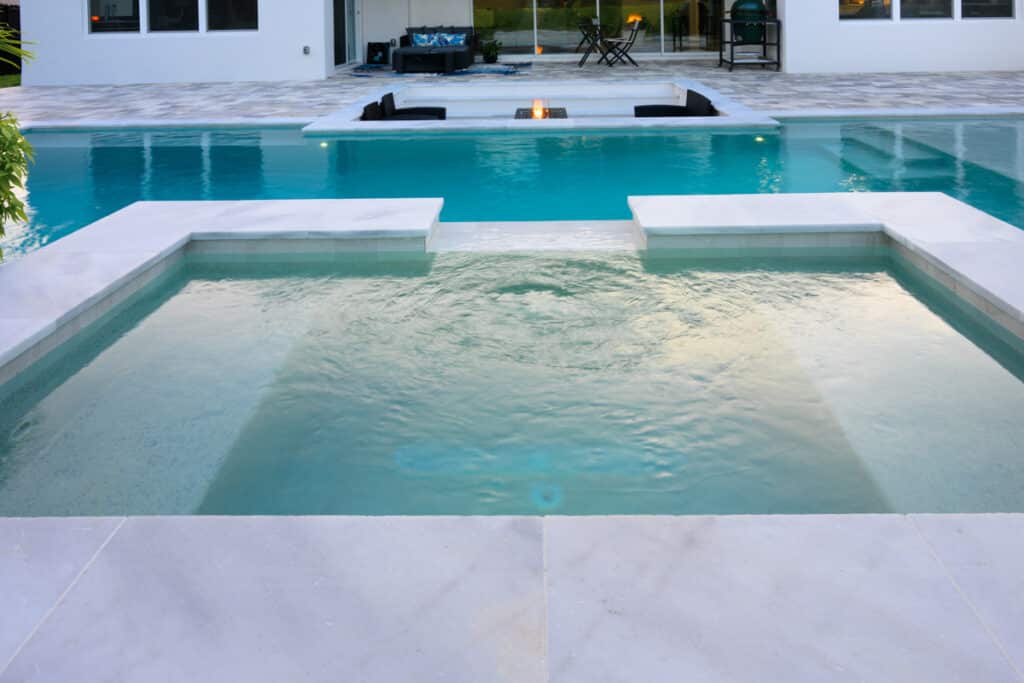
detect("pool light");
top-left (755, 136), bottom-right (766, 143)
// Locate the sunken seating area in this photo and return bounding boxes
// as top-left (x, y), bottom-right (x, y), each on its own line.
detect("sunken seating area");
top-left (635, 89), bottom-right (718, 118)
top-left (362, 93), bottom-right (447, 122)
top-left (393, 26), bottom-right (476, 74)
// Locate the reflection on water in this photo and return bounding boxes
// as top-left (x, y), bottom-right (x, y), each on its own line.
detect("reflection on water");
top-left (9, 119), bottom-right (1024, 257)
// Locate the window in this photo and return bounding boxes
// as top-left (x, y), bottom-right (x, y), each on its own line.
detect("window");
top-left (149, 0), bottom-right (199, 31)
top-left (839, 0), bottom-right (892, 19)
top-left (962, 0), bottom-right (1013, 17)
top-left (208, 0), bottom-right (259, 31)
top-left (535, 0), bottom-right (597, 54)
top-left (472, 0), bottom-right (534, 54)
top-left (602, 0), bottom-right (663, 52)
top-left (89, 0), bottom-right (140, 32)
top-left (901, 0), bottom-right (952, 17)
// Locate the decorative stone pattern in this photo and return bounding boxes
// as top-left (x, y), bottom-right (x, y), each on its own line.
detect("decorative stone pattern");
top-left (4, 61), bottom-right (1024, 123)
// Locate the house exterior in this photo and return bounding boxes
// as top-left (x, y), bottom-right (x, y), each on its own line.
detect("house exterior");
top-left (20, 0), bottom-right (1024, 86)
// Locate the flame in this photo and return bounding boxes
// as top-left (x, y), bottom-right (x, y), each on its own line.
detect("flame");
top-left (535, 45), bottom-right (544, 55)
top-left (627, 14), bottom-right (643, 23)
top-left (531, 100), bottom-right (546, 120)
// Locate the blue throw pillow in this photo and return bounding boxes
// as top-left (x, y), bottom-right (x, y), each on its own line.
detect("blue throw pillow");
top-left (412, 33), bottom-right (439, 47)
top-left (437, 32), bottom-right (467, 47)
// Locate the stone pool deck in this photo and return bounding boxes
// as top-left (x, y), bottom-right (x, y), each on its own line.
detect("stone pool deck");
top-left (3, 61), bottom-right (1024, 122)
top-left (2, 514), bottom-right (1023, 682)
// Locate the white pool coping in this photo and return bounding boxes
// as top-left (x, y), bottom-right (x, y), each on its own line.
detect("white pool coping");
top-left (302, 79), bottom-right (778, 134)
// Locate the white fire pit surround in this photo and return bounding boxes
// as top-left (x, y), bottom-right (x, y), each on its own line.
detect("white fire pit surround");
top-left (303, 79), bottom-right (777, 134)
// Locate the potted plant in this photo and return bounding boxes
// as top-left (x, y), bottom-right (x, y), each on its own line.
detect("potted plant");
top-left (481, 40), bottom-right (502, 64)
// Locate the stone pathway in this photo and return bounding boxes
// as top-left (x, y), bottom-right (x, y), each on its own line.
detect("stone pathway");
top-left (3, 60), bottom-right (1024, 122)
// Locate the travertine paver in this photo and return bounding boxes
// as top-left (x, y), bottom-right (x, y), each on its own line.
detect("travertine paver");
top-left (3, 60), bottom-right (1024, 122)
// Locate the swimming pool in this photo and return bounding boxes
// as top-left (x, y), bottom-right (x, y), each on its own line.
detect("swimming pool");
top-left (2, 251), bottom-right (1022, 516)
top-left (7, 117), bottom-right (1024, 257)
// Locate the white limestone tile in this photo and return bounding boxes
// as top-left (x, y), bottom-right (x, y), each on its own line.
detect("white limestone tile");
top-left (0, 517), bottom-right (545, 683)
top-left (22, 118), bottom-right (314, 131)
top-left (865, 192), bottom-right (1024, 247)
top-left (185, 198), bottom-right (444, 237)
top-left (0, 249), bottom-right (166, 323)
top-left (905, 240), bottom-right (1024, 325)
top-left (0, 518), bottom-right (123, 669)
top-left (428, 220), bottom-right (640, 252)
top-left (770, 107), bottom-right (1024, 121)
top-left (629, 193), bottom-right (884, 234)
top-left (0, 318), bottom-right (57, 379)
top-left (912, 514), bottom-right (1024, 676)
top-left (545, 515), bottom-right (1019, 683)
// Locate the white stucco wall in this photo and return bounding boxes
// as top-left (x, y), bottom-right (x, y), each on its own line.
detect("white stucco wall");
top-left (779, 0), bottom-right (1024, 73)
top-left (22, 0), bottom-right (334, 86)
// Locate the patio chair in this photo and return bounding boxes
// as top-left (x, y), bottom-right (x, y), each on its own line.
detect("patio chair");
top-left (634, 89), bottom-right (718, 117)
top-left (380, 93), bottom-right (447, 121)
top-left (576, 18), bottom-right (607, 67)
top-left (601, 20), bottom-right (641, 67)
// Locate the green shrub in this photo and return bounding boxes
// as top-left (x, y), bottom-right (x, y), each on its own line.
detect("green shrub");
top-left (0, 22), bottom-right (32, 260)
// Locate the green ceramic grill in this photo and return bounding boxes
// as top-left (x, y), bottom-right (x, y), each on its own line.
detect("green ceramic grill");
top-left (730, 0), bottom-right (767, 44)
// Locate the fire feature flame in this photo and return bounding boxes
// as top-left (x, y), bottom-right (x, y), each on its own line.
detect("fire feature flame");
top-left (531, 99), bottom-right (546, 120)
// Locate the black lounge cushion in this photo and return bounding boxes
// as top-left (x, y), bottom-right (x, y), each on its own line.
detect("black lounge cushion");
top-left (635, 105), bottom-right (690, 118)
top-left (377, 93), bottom-right (447, 121)
top-left (361, 101), bottom-right (384, 121)
top-left (634, 90), bottom-right (718, 118)
top-left (684, 89), bottom-right (717, 116)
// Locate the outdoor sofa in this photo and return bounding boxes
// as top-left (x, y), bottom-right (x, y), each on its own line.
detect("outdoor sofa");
top-left (393, 26), bottom-right (476, 74)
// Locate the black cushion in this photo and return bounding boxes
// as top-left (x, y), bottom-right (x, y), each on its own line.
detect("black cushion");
top-left (635, 104), bottom-right (690, 118)
top-left (684, 89), bottom-right (717, 116)
top-left (361, 102), bottom-right (384, 121)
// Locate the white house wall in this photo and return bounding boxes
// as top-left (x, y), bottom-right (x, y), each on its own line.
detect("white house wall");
top-left (779, 0), bottom-right (1024, 73)
top-left (22, 0), bottom-right (334, 86)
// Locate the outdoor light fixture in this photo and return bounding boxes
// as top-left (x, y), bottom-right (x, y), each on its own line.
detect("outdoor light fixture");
top-left (626, 14), bottom-right (644, 23)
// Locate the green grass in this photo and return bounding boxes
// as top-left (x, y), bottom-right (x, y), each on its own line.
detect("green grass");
top-left (0, 74), bottom-right (21, 88)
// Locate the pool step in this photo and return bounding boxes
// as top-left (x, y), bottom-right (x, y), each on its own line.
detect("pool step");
top-left (842, 125), bottom-right (944, 163)
top-left (828, 134), bottom-right (957, 182)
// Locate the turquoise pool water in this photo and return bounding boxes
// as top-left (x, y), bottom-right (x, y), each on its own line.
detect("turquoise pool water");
top-left (7, 118), bottom-right (1024, 256)
top-left (2, 252), bottom-right (1023, 516)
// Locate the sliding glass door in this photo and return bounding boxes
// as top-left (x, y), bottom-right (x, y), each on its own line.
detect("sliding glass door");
top-left (333, 0), bottom-right (357, 65)
top-left (536, 0), bottom-right (598, 54)
top-left (473, 0), bottom-right (535, 54)
top-left (472, 0), bottom-right (731, 56)
top-left (666, 0), bottom-right (724, 52)
top-left (598, 0), bottom-right (663, 52)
